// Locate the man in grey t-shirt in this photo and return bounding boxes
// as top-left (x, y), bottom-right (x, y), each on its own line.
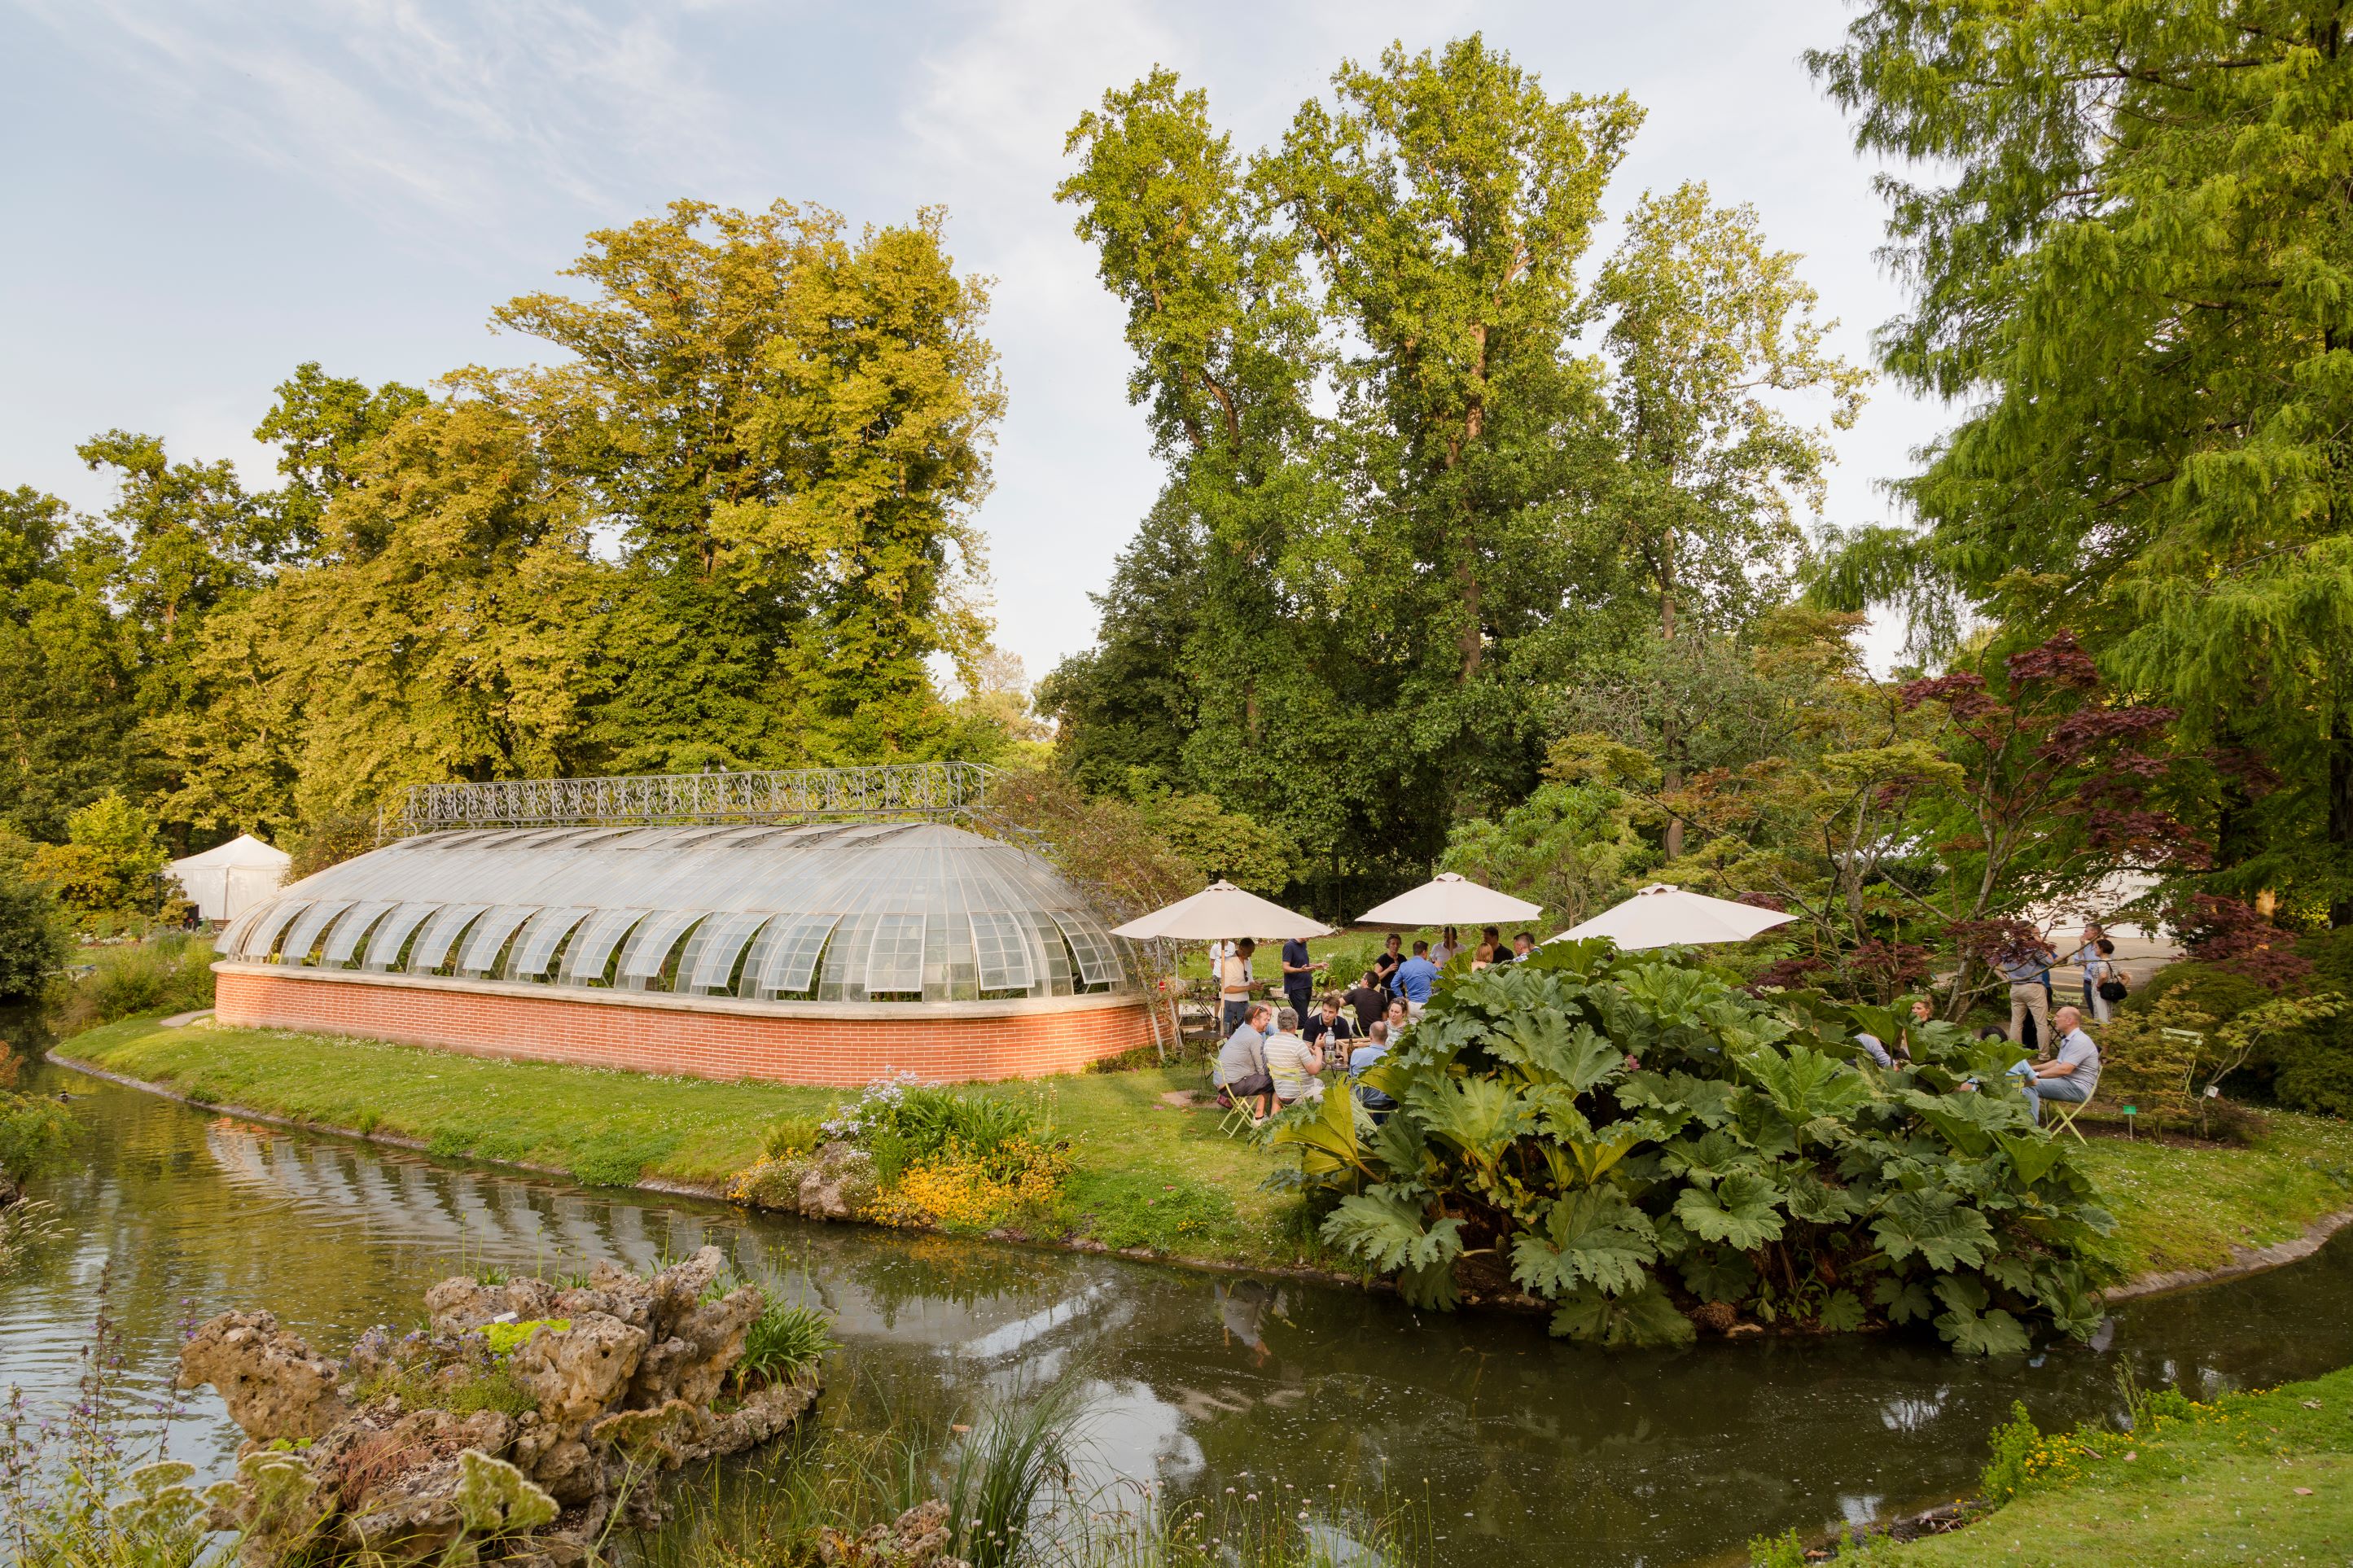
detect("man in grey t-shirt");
top-left (1216, 1003), bottom-right (1276, 1121)
top-left (2022, 1005), bottom-right (2100, 1123)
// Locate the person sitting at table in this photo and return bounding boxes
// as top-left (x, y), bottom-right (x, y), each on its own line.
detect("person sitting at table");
top-left (1393, 940), bottom-right (1440, 1016)
top-left (2022, 1005), bottom-right (2101, 1123)
top-left (1345, 969), bottom-right (1388, 1033)
top-left (1304, 992), bottom-right (1357, 1053)
top-left (1470, 934), bottom-right (1499, 970)
top-left (1371, 934), bottom-right (1404, 992)
top-left (1263, 1006), bottom-right (1325, 1104)
top-left (1384, 996), bottom-right (1411, 1045)
top-left (1855, 1031), bottom-right (1895, 1069)
top-left (1213, 1002), bottom-right (1275, 1122)
top-left (1351, 1021), bottom-right (1397, 1114)
top-left (1511, 931), bottom-right (1536, 962)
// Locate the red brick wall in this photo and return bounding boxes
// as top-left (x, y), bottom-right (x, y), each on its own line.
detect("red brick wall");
top-left (212, 967), bottom-right (1155, 1086)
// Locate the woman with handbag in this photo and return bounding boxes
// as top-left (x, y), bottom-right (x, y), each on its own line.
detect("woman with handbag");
top-left (2072, 925), bottom-right (2123, 1023)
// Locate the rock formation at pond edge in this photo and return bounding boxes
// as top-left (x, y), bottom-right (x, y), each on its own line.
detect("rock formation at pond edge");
top-left (176, 1246), bottom-right (820, 1567)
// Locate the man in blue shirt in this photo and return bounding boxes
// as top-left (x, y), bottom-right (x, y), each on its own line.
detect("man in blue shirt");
top-left (1280, 936), bottom-right (1320, 1023)
top-left (1392, 939), bottom-right (1440, 1016)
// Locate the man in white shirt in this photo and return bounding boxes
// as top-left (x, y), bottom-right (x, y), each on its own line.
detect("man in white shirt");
top-left (2022, 1005), bottom-right (2101, 1123)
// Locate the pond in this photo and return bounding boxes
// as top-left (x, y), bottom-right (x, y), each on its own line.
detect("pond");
top-left (8, 1060), bottom-right (2353, 1566)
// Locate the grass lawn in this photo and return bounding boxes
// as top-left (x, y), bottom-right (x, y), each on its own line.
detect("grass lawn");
top-left (57, 1015), bottom-right (1339, 1272)
top-left (1858, 1364), bottom-right (2353, 1566)
top-left (58, 1014), bottom-right (2353, 1288)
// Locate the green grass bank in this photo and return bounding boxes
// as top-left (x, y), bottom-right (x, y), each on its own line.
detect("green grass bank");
top-left (56, 1014), bottom-right (2353, 1288)
top-left (1775, 1364), bottom-right (2353, 1566)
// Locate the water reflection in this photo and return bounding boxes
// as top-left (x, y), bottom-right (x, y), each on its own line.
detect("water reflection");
top-left (10, 1064), bottom-right (2353, 1567)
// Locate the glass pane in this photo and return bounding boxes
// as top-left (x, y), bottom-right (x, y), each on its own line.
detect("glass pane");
top-left (276, 900), bottom-right (353, 965)
top-left (753, 914), bottom-right (839, 996)
top-left (969, 911), bottom-right (1034, 992)
top-left (405, 904), bottom-right (490, 975)
top-left (242, 900), bottom-right (311, 961)
top-left (364, 903), bottom-right (440, 972)
top-left (1050, 912), bottom-right (1124, 987)
top-left (865, 913), bottom-right (926, 993)
top-left (504, 907), bottom-right (594, 982)
top-left (457, 905), bottom-right (538, 977)
top-left (685, 911), bottom-right (772, 993)
top-left (216, 904), bottom-right (265, 958)
top-left (559, 909), bottom-right (649, 987)
top-left (616, 910), bottom-right (704, 989)
top-left (319, 900), bottom-right (397, 968)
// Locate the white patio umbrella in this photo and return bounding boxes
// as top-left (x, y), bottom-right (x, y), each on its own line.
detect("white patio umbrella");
top-left (1109, 880), bottom-right (1333, 941)
top-left (1552, 883), bottom-right (1796, 950)
top-left (1356, 872), bottom-right (1543, 929)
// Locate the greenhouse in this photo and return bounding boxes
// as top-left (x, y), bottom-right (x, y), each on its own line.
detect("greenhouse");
top-left (208, 778), bottom-right (1157, 1085)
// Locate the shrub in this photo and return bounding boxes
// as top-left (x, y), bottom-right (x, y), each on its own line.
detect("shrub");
top-left (0, 862), bottom-right (66, 1005)
top-left (822, 1077), bottom-right (1053, 1182)
top-left (50, 933), bottom-right (217, 1036)
top-left (733, 1298), bottom-right (834, 1391)
top-left (1295, 940), bottom-right (2111, 1352)
top-left (761, 1114), bottom-right (829, 1160)
top-left (2123, 959), bottom-right (2270, 1028)
top-left (0, 1089), bottom-right (75, 1189)
top-left (868, 1137), bottom-right (1071, 1232)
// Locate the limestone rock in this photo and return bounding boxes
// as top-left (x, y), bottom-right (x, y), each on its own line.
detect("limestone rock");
top-left (423, 1275), bottom-right (561, 1334)
top-left (815, 1500), bottom-right (971, 1568)
top-left (629, 1285), bottom-right (761, 1409)
top-left (506, 1314), bottom-right (647, 1439)
top-left (177, 1312), bottom-right (348, 1443)
top-left (797, 1143), bottom-right (876, 1221)
top-left (689, 1373), bottom-right (821, 1461)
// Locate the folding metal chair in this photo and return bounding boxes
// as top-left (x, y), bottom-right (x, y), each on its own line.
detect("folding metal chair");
top-left (2044, 1094), bottom-right (2091, 1144)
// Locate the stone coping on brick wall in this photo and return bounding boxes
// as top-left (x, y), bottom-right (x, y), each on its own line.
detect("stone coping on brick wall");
top-left (208, 960), bottom-right (1144, 1021)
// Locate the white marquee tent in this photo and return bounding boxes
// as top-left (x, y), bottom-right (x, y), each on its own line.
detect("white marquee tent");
top-left (168, 834), bottom-right (290, 923)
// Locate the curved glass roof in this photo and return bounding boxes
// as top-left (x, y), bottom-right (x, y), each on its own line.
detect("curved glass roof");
top-left (221, 821), bottom-right (1140, 1005)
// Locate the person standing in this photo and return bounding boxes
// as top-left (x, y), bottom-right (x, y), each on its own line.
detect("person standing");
top-left (1280, 935), bottom-right (1321, 1024)
top-left (1218, 939), bottom-right (1257, 1036)
top-left (1999, 935), bottom-right (2057, 1052)
top-left (2022, 1005), bottom-right (2101, 1123)
top-left (1430, 926), bottom-right (1462, 967)
top-left (2068, 924), bottom-right (2113, 1023)
top-left (1393, 940), bottom-right (1440, 1017)
top-left (1372, 934), bottom-right (1404, 992)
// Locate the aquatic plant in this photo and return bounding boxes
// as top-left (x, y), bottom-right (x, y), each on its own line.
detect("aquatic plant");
top-left (1295, 940), bottom-right (2113, 1351)
top-left (944, 1369), bottom-right (1086, 1568)
top-left (0, 1292), bottom-right (208, 1568)
top-left (731, 1300), bottom-right (834, 1392)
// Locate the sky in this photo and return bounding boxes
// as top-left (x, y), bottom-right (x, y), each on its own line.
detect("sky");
top-left (0, 0), bottom-right (1946, 685)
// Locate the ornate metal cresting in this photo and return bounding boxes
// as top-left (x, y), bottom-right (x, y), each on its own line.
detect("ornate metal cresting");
top-left (387, 762), bottom-right (997, 837)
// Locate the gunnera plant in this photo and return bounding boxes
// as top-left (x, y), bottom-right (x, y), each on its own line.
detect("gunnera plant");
top-left (1280, 939), bottom-right (2112, 1353)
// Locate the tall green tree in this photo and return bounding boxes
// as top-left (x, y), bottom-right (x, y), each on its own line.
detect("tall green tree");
top-left (1808, 1), bottom-right (2353, 925)
top-left (0, 488), bottom-right (143, 839)
top-left (252, 361), bottom-right (429, 559)
top-left (493, 199), bottom-right (1004, 767)
top-left (1051, 39), bottom-right (1650, 902)
top-left (1593, 184), bottom-right (1867, 854)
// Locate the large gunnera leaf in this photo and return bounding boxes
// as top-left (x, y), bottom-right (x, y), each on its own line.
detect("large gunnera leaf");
top-left (1744, 1043), bottom-right (1874, 1125)
top-left (1871, 1189), bottom-right (1994, 1272)
top-left (1488, 1008), bottom-right (1623, 1093)
top-left (1672, 1172), bottom-right (1786, 1249)
top-left (1320, 1190), bottom-right (1465, 1274)
top-left (1415, 1076), bottom-right (1529, 1162)
top-left (1548, 1281), bottom-right (1697, 1349)
top-left (1509, 1187), bottom-right (1658, 1299)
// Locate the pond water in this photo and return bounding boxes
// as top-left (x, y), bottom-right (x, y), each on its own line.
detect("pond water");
top-left (8, 1060), bottom-right (2353, 1566)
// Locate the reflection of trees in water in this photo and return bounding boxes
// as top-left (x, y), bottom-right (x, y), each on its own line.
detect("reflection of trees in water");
top-left (834, 1232), bottom-right (1076, 1325)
